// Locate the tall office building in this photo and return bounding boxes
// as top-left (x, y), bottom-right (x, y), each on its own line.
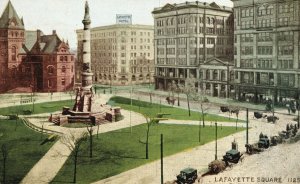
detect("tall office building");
top-left (233, 0), bottom-right (300, 102)
top-left (76, 24), bottom-right (154, 86)
top-left (152, 1), bottom-right (234, 97)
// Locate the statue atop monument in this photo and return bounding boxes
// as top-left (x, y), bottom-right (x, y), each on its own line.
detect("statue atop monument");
top-left (73, 0), bottom-right (93, 112)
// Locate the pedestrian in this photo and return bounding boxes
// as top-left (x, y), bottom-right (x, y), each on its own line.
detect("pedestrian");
top-left (287, 104), bottom-right (290, 114)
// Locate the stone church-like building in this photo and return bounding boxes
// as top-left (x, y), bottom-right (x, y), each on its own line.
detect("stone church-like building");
top-left (0, 1), bottom-right (74, 93)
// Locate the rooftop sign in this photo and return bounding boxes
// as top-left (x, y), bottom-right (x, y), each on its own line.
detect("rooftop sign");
top-left (116, 14), bottom-right (132, 24)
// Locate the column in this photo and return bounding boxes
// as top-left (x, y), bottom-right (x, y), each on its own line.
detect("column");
top-left (225, 85), bottom-right (229, 98)
top-left (203, 82), bottom-right (206, 95)
top-left (210, 83), bottom-right (213, 96)
top-left (295, 74), bottom-right (298, 88)
top-left (217, 84), bottom-right (221, 97)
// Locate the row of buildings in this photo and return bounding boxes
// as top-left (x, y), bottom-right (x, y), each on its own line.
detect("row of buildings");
top-left (151, 0), bottom-right (300, 102)
top-left (0, 1), bottom-right (74, 93)
top-left (75, 0), bottom-right (300, 102)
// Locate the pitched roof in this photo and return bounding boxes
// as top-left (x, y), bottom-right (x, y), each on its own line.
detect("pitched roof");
top-left (0, 1), bottom-right (24, 29)
top-left (21, 30), bottom-right (65, 54)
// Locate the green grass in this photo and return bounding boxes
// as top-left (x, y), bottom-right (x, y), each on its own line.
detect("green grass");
top-left (0, 119), bottom-right (55, 183)
top-left (109, 96), bottom-right (241, 122)
top-left (52, 123), bottom-right (244, 183)
top-left (0, 99), bottom-right (74, 115)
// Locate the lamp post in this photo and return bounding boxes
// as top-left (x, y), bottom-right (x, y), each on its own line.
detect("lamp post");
top-left (130, 75), bottom-right (133, 134)
top-left (215, 122), bottom-right (218, 160)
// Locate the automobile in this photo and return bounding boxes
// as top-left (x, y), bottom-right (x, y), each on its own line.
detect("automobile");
top-left (222, 149), bottom-right (242, 164)
top-left (258, 137), bottom-right (270, 148)
top-left (176, 168), bottom-right (198, 184)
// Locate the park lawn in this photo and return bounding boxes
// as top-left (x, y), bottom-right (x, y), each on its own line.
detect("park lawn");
top-left (109, 96), bottom-right (241, 122)
top-left (0, 119), bottom-right (55, 183)
top-left (52, 123), bottom-right (245, 183)
top-left (0, 99), bottom-right (74, 115)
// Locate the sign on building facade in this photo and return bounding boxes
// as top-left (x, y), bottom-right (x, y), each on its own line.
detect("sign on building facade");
top-left (116, 14), bottom-right (132, 24)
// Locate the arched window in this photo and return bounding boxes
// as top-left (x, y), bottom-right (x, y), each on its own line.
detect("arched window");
top-left (47, 66), bottom-right (54, 74)
top-left (170, 18), bottom-right (174, 25)
top-left (11, 46), bottom-right (16, 61)
top-left (266, 5), bottom-right (274, 15)
top-left (207, 17), bottom-right (210, 24)
top-left (258, 6), bottom-right (265, 16)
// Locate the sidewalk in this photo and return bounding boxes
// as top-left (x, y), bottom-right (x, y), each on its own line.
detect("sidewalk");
top-left (21, 95), bottom-right (146, 184)
top-left (92, 110), bottom-right (294, 184)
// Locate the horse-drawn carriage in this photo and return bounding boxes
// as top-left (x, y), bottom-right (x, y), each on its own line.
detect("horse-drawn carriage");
top-left (166, 96), bottom-right (176, 105)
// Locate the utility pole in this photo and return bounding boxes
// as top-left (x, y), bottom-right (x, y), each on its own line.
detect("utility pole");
top-left (130, 84), bottom-right (133, 133)
top-left (246, 108), bottom-right (249, 152)
top-left (215, 122), bottom-right (217, 160)
top-left (160, 134), bottom-right (163, 184)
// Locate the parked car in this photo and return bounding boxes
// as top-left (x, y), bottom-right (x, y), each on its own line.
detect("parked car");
top-left (176, 168), bottom-right (197, 184)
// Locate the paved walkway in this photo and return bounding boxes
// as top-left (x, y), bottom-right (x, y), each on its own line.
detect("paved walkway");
top-left (21, 95), bottom-right (146, 184)
top-left (91, 109), bottom-right (294, 184)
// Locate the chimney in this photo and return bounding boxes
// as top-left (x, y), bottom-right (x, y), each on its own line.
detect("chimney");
top-left (37, 29), bottom-right (42, 42)
top-left (52, 30), bottom-right (56, 35)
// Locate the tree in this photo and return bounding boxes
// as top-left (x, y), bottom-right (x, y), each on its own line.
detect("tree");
top-left (170, 80), bottom-right (181, 107)
top-left (179, 77), bottom-right (197, 117)
top-left (60, 132), bottom-right (87, 183)
top-left (235, 109), bottom-right (240, 130)
top-left (143, 116), bottom-right (167, 159)
top-left (190, 86), bottom-right (209, 142)
top-left (1, 144), bottom-right (8, 184)
top-left (86, 122), bottom-right (94, 158)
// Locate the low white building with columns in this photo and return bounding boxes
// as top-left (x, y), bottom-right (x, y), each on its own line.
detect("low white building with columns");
top-left (199, 58), bottom-right (234, 98)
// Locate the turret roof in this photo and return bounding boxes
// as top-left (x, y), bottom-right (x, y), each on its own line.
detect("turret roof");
top-left (0, 1), bottom-right (24, 29)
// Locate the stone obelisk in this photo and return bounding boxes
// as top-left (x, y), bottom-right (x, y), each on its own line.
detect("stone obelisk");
top-left (73, 0), bottom-right (93, 112)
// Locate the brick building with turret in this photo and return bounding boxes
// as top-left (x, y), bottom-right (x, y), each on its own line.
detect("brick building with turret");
top-left (0, 1), bottom-right (74, 93)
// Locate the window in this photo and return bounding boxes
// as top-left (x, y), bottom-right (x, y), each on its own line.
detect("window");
top-left (257, 46), bottom-right (273, 55)
top-left (257, 59), bottom-right (272, 68)
top-left (241, 46), bottom-right (253, 55)
top-left (278, 59), bottom-right (293, 69)
top-left (241, 34), bottom-right (253, 42)
top-left (213, 70), bottom-right (218, 80)
top-left (62, 66), bottom-right (66, 73)
top-left (11, 46), bottom-right (16, 61)
top-left (258, 32), bottom-right (272, 42)
top-left (61, 78), bottom-right (65, 85)
top-left (48, 80), bottom-right (52, 88)
top-left (278, 45), bottom-right (293, 55)
top-left (278, 31), bottom-right (293, 41)
top-left (48, 66), bottom-right (54, 74)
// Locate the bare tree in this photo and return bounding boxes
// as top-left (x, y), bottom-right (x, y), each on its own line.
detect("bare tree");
top-left (96, 123), bottom-right (100, 139)
top-left (179, 77), bottom-right (197, 117)
top-left (60, 132), bottom-right (87, 183)
top-left (191, 87), bottom-right (209, 142)
top-left (144, 116), bottom-right (167, 159)
top-left (86, 122), bottom-right (94, 158)
top-left (1, 144), bottom-right (8, 184)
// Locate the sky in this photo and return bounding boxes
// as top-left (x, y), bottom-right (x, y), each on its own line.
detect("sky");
top-left (0, 0), bottom-right (233, 49)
